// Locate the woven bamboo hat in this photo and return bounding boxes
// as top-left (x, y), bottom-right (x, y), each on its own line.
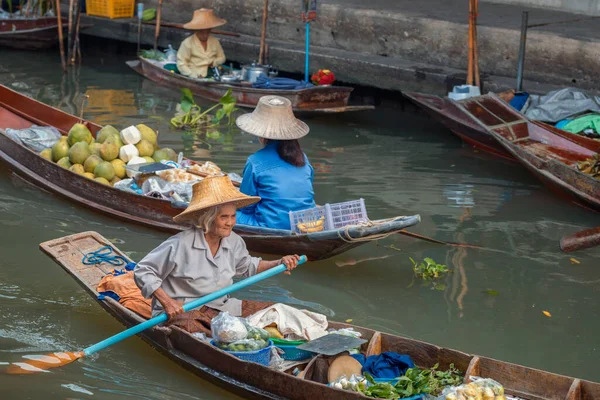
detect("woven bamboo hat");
top-left (183, 8), bottom-right (227, 30)
top-left (173, 175), bottom-right (260, 223)
top-left (236, 96), bottom-right (309, 140)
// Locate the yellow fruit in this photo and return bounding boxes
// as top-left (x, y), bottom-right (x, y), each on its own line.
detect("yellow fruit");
top-left (89, 142), bottom-right (103, 157)
top-left (69, 164), bottom-right (85, 175)
top-left (264, 326), bottom-right (284, 339)
top-left (51, 140), bottom-right (70, 162)
top-left (94, 161), bottom-right (116, 181)
top-left (96, 125), bottom-right (120, 143)
top-left (110, 176), bottom-right (121, 186)
top-left (84, 155), bottom-right (103, 173)
top-left (56, 157), bottom-right (72, 169)
top-left (110, 159), bottom-right (126, 179)
top-left (94, 177), bottom-right (110, 185)
top-left (40, 148), bottom-right (53, 161)
top-left (136, 124), bottom-right (158, 147)
top-left (135, 139), bottom-right (155, 157)
top-left (100, 142), bottom-right (119, 161)
top-left (83, 172), bottom-right (95, 180)
top-left (68, 142), bottom-right (91, 165)
top-left (296, 216), bottom-right (325, 233)
top-left (67, 123), bottom-right (92, 146)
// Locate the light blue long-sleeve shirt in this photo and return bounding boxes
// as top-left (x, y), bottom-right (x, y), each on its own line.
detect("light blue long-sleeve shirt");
top-left (236, 142), bottom-right (315, 230)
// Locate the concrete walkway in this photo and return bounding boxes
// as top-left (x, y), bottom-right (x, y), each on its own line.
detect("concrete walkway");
top-left (80, 0), bottom-right (600, 95)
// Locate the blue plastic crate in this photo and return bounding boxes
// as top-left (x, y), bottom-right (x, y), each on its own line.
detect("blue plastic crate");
top-left (275, 344), bottom-right (315, 361)
top-left (211, 340), bottom-right (273, 366)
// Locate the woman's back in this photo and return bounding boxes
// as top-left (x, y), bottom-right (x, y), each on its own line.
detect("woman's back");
top-left (237, 141), bottom-right (315, 230)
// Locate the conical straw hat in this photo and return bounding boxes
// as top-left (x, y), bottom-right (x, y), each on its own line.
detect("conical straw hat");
top-left (183, 9), bottom-right (227, 30)
top-left (173, 175), bottom-right (260, 223)
top-left (236, 96), bottom-right (309, 140)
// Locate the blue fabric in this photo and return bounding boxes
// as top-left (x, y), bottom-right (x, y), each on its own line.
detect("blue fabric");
top-left (351, 352), bottom-right (415, 379)
top-left (509, 92), bottom-right (529, 112)
top-left (236, 142), bottom-right (315, 230)
top-left (98, 291), bottom-right (120, 302)
top-left (555, 119), bottom-right (571, 129)
top-left (252, 75), bottom-right (314, 90)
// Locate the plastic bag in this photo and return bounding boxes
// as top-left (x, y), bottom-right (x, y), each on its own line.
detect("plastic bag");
top-left (4, 125), bottom-right (62, 152)
top-left (214, 338), bottom-right (269, 352)
top-left (438, 378), bottom-right (505, 400)
top-left (328, 374), bottom-right (367, 392)
top-left (328, 328), bottom-right (362, 354)
top-left (244, 322), bottom-right (270, 341)
top-left (211, 312), bottom-right (248, 343)
top-left (141, 176), bottom-right (194, 202)
top-left (269, 346), bottom-right (285, 369)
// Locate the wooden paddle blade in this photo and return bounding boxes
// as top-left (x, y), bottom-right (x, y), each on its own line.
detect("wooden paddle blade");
top-left (560, 226), bottom-right (600, 253)
top-left (4, 351), bottom-right (83, 374)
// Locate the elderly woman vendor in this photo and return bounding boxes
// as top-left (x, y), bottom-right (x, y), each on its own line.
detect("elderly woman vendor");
top-left (177, 8), bottom-right (227, 79)
top-left (134, 175), bottom-right (300, 334)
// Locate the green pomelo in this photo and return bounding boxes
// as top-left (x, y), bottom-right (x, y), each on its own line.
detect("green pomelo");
top-left (40, 148), bottom-right (53, 161)
top-left (152, 149), bottom-right (169, 162)
top-left (67, 123), bottom-right (93, 146)
top-left (83, 172), bottom-right (95, 180)
top-left (135, 139), bottom-right (155, 157)
top-left (94, 161), bottom-right (115, 181)
top-left (105, 135), bottom-right (124, 149)
top-left (51, 140), bottom-right (70, 162)
top-left (69, 164), bottom-right (85, 175)
top-left (143, 156), bottom-right (155, 163)
top-left (110, 176), bottom-right (121, 186)
top-left (96, 125), bottom-right (120, 143)
top-left (59, 136), bottom-right (68, 142)
top-left (89, 142), bottom-right (103, 157)
top-left (110, 159), bottom-right (126, 179)
top-left (162, 147), bottom-right (178, 161)
top-left (68, 142), bottom-right (91, 165)
top-left (94, 177), bottom-right (110, 185)
top-left (84, 155), bottom-right (103, 173)
top-left (136, 124), bottom-right (158, 147)
top-left (57, 157), bottom-right (72, 169)
top-left (100, 142), bottom-right (119, 161)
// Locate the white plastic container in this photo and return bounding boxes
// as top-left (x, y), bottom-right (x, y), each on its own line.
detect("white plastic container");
top-left (448, 84), bottom-right (481, 100)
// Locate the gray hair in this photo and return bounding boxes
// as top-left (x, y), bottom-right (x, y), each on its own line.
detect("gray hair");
top-left (196, 206), bottom-right (221, 232)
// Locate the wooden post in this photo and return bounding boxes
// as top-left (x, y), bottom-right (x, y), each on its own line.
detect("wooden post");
top-left (258, 0), bottom-right (269, 65)
top-left (67, 0), bottom-right (75, 63)
top-left (466, 0), bottom-right (474, 85)
top-left (55, 0), bottom-right (67, 72)
top-left (153, 0), bottom-right (163, 51)
top-left (473, 0), bottom-right (480, 88)
top-left (73, 2), bottom-right (82, 64)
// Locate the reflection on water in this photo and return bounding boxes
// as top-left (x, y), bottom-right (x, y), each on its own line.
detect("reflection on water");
top-left (0, 41), bottom-right (600, 399)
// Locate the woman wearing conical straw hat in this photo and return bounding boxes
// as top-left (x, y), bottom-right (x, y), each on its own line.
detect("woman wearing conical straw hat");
top-left (236, 96), bottom-right (316, 230)
top-left (177, 8), bottom-right (227, 79)
top-left (134, 175), bottom-right (300, 334)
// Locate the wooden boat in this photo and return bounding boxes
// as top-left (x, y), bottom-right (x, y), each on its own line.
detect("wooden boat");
top-left (452, 93), bottom-right (600, 212)
top-left (127, 57), bottom-right (375, 113)
top-left (0, 83), bottom-right (419, 260)
top-left (404, 92), bottom-right (600, 160)
top-left (0, 17), bottom-right (66, 50)
top-left (40, 230), bottom-right (600, 400)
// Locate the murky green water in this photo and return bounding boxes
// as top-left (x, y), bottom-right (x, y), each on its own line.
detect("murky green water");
top-left (1, 40), bottom-right (599, 399)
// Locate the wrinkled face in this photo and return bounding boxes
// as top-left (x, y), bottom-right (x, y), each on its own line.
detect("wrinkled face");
top-left (195, 29), bottom-right (211, 42)
top-left (210, 203), bottom-right (236, 237)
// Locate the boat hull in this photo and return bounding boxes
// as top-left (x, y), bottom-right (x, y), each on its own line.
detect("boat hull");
top-left (0, 17), bottom-right (67, 49)
top-left (129, 58), bottom-right (374, 113)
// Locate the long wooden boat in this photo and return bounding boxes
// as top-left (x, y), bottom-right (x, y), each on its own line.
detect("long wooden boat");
top-left (40, 231), bottom-right (600, 400)
top-left (404, 92), bottom-right (600, 160)
top-left (453, 93), bottom-right (600, 212)
top-left (0, 83), bottom-right (419, 260)
top-left (127, 57), bottom-right (375, 113)
top-left (0, 17), bottom-right (66, 49)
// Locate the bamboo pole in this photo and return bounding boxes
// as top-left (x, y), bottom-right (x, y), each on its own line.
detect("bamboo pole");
top-left (467, 0), bottom-right (474, 85)
top-left (67, 0), bottom-right (74, 63)
top-left (55, 0), bottom-right (67, 72)
top-left (69, 0), bottom-right (80, 64)
top-left (73, 2), bottom-right (82, 64)
top-left (153, 0), bottom-right (163, 51)
top-left (258, 0), bottom-right (269, 65)
top-left (473, 0), bottom-right (480, 88)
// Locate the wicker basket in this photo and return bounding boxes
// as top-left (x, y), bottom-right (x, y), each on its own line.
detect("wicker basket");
top-left (86, 0), bottom-right (134, 19)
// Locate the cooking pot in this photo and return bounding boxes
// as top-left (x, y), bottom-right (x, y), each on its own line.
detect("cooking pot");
top-left (241, 63), bottom-right (278, 83)
top-left (220, 75), bottom-right (240, 83)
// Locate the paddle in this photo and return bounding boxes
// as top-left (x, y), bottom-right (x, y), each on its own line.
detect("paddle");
top-left (5, 255), bottom-right (307, 374)
top-left (398, 230), bottom-right (483, 249)
top-left (560, 226), bottom-right (600, 253)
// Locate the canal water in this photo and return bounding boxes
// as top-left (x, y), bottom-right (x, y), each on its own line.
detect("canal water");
top-left (0, 40), bottom-right (599, 399)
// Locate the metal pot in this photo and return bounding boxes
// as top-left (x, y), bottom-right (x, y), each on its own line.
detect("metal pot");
top-left (241, 63), bottom-right (273, 83)
top-left (219, 75), bottom-right (240, 83)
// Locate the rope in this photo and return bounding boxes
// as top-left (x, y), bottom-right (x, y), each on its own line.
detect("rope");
top-left (82, 246), bottom-right (129, 266)
top-left (335, 216), bottom-right (409, 243)
top-left (473, 99), bottom-right (519, 140)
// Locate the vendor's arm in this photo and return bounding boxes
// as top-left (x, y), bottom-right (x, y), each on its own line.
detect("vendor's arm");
top-left (177, 38), bottom-right (197, 78)
top-left (212, 38), bottom-right (226, 67)
top-left (257, 255), bottom-right (301, 275)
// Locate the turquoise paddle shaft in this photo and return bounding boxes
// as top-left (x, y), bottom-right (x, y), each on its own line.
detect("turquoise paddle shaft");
top-left (84, 255), bottom-right (307, 356)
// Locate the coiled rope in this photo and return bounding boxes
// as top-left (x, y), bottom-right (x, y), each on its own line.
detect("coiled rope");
top-left (82, 246), bottom-right (129, 266)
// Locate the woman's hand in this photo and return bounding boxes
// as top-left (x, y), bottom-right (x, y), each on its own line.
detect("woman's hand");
top-left (280, 254), bottom-right (301, 275)
top-left (154, 288), bottom-right (184, 321)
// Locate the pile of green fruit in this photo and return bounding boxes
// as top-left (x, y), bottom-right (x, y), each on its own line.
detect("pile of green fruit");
top-left (39, 123), bottom-right (178, 186)
top-left (215, 325), bottom-right (271, 352)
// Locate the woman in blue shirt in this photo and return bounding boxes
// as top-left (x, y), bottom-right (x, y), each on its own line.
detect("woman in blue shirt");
top-left (235, 96), bottom-right (315, 230)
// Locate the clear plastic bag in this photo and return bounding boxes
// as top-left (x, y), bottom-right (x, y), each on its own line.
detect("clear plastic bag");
top-left (244, 322), bottom-right (270, 341)
top-left (5, 125), bottom-right (62, 152)
top-left (214, 338), bottom-right (270, 352)
top-left (438, 378), bottom-right (505, 400)
top-left (141, 176), bottom-right (194, 202)
top-left (211, 312), bottom-right (248, 343)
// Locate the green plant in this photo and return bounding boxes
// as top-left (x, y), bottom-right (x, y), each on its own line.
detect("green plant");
top-left (408, 257), bottom-right (451, 290)
top-left (170, 88), bottom-right (238, 131)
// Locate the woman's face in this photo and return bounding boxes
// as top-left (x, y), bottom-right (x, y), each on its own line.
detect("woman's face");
top-left (210, 204), bottom-right (236, 237)
top-left (195, 29), bottom-right (211, 42)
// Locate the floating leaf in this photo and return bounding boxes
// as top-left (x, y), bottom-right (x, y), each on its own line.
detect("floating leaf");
top-left (180, 88), bottom-right (196, 113)
top-left (345, 319), bottom-right (353, 323)
top-left (219, 88), bottom-right (236, 105)
top-left (570, 258), bottom-right (581, 264)
top-left (543, 310), bottom-right (552, 317)
top-left (483, 289), bottom-right (499, 296)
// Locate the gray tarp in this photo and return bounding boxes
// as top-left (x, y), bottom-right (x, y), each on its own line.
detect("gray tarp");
top-left (523, 88), bottom-right (600, 123)
top-left (4, 125), bottom-right (62, 152)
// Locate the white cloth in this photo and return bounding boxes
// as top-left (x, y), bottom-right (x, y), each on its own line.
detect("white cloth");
top-left (247, 303), bottom-right (328, 341)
